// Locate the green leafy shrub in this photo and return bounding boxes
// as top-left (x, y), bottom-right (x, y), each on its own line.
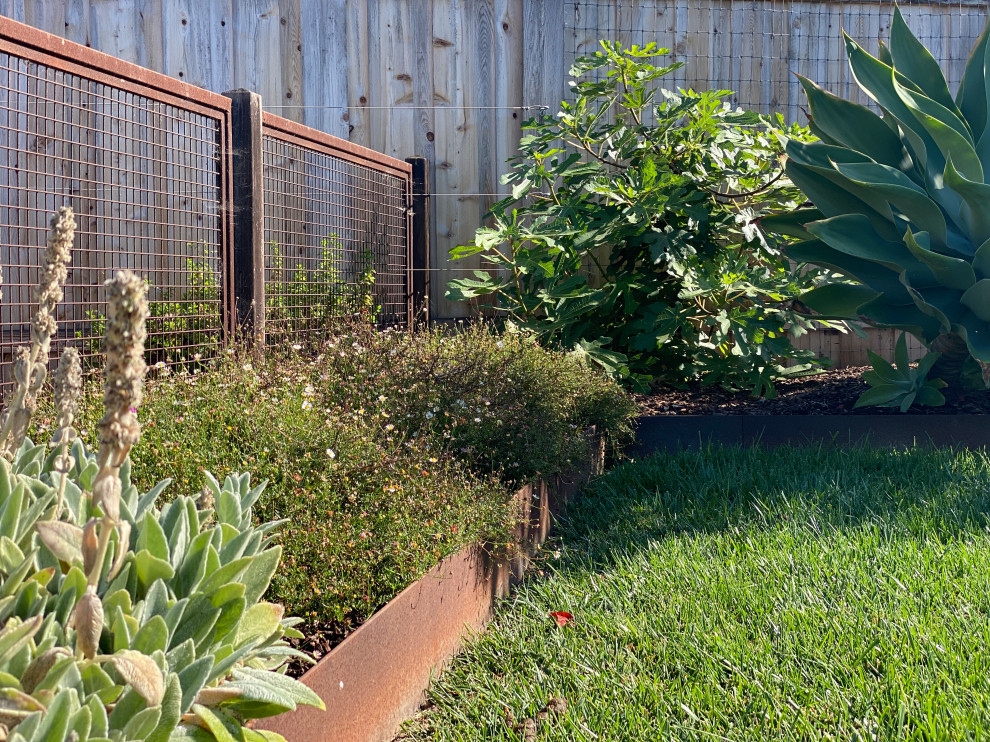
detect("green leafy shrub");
top-left (79, 257), bottom-right (222, 366)
top-left (762, 8), bottom-right (990, 393)
top-left (447, 41), bottom-right (840, 395)
top-left (265, 239), bottom-right (379, 338)
top-left (0, 210), bottom-right (321, 741)
top-left (855, 334), bottom-right (946, 412)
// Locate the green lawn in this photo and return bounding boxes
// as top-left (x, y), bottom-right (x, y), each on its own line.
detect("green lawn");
top-left (402, 445), bottom-right (990, 741)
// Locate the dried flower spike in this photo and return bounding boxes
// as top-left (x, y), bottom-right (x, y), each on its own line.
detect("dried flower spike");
top-left (97, 270), bottom-right (148, 468)
top-left (30, 206), bottom-right (75, 359)
top-left (89, 271), bottom-right (148, 586)
top-left (52, 347), bottom-right (82, 458)
top-left (0, 208), bottom-right (75, 458)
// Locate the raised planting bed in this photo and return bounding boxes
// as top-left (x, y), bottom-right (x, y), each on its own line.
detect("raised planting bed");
top-left (632, 414), bottom-right (990, 455)
top-left (631, 366), bottom-right (990, 455)
top-left (255, 442), bottom-right (603, 742)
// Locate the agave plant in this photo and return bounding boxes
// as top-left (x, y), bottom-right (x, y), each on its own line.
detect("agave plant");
top-left (0, 209), bottom-right (324, 741)
top-left (762, 8), bottom-right (990, 390)
top-left (855, 333), bottom-right (947, 412)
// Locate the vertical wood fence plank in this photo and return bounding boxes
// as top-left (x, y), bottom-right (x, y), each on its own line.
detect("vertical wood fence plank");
top-left (678, 0), bottom-right (710, 94)
top-left (433, 0), bottom-right (478, 319)
top-left (278, 0), bottom-right (302, 123)
top-left (345, 0), bottom-right (369, 148)
top-left (300, 0), bottom-right (349, 138)
top-left (475, 0), bottom-right (496, 230)
top-left (63, 0), bottom-right (89, 45)
top-left (231, 0), bottom-right (281, 106)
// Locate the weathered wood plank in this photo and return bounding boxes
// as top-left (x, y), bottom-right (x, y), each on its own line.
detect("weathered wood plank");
top-left (432, 0), bottom-right (479, 319)
top-left (230, 0), bottom-right (281, 106)
top-left (345, 0), bottom-right (370, 147)
top-left (277, 0), bottom-right (302, 123)
top-left (88, 0), bottom-right (142, 65)
top-left (63, 0), bottom-right (89, 45)
top-left (677, 0), bottom-right (710, 96)
top-left (22, 0), bottom-right (63, 34)
top-left (299, 0), bottom-right (348, 138)
top-left (522, 0), bottom-right (564, 114)
top-left (475, 0), bottom-right (495, 226)
top-left (373, 0), bottom-right (415, 159)
top-left (730, 1), bottom-right (761, 110)
top-left (161, 0), bottom-right (231, 92)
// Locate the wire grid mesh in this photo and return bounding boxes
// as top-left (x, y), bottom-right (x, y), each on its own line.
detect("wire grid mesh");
top-left (261, 134), bottom-right (411, 340)
top-left (0, 52), bottom-right (226, 396)
top-left (563, 0), bottom-right (989, 124)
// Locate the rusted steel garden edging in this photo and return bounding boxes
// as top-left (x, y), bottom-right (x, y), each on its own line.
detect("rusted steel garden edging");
top-left (631, 414), bottom-right (990, 455)
top-left (257, 446), bottom-right (603, 742)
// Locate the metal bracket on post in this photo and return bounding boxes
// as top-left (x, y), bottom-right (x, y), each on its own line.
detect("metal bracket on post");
top-left (224, 89), bottom-right (266, 354)
top-left (405, 157), bottom-right (430, 326)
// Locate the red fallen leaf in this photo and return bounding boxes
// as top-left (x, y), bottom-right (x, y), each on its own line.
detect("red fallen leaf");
top-left (549, 611), bottom-right (573, 627)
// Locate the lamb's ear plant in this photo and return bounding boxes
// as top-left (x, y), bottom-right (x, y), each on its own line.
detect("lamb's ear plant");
top-left (0, 209), bottom-right (324, 741)
top-left (763, 8), bottom-right (990, 393)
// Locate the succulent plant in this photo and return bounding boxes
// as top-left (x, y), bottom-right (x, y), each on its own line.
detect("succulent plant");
top-left (855, 333), bottom-right (947, 412)
top-left (761, 8), bottom-right (990, 390)
top-left (0, 212), bottom-right (324, 741)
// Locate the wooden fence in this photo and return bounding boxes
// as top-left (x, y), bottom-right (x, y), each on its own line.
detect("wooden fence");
top-left (0, 0), bottom-right (985, 363)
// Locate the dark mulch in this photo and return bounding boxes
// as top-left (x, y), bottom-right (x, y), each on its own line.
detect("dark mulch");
top-left (636, 366), bottom-right (990, 416)
top-left (285, 618), bottom-right (355, 679)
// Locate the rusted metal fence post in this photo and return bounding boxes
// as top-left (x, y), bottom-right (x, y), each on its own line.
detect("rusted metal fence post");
top-left (225, 89), bottom-right (266, 352)
top-left (405, 156), bottom-right (430, 325)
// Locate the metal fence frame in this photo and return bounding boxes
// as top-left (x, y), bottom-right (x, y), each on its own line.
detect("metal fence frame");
top-left (0, 16), bottom-right (418, 395)
top-left (260, 111), bottom-right (414, 338)
top-left (0, 15), bottom-right (234, 391)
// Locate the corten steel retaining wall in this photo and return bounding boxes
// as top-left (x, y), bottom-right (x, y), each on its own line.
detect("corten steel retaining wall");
top-left (257, 440), bottom-right (604, 742)
top-left (0, 16), bottom-right (418, 396)
top-left (0, 15), bottom-right (233, 392)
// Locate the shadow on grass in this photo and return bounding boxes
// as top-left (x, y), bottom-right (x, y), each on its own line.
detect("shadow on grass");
top-left (555, 444), bottom-right (990, 571)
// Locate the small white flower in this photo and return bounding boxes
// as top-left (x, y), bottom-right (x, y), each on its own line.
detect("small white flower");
top-left (473, 417), bottom-right (481, 423)
top-left (292, 344), bottom-right (302, 351)
top-left (242, 363), bottom-right (253, 371)
top-left (302, 400), bottom-right (313, 410)
top-left (378, 395), bottom-right (387, 402)
top-left (193, 352), bottom-right (202, 361)
top-left (385, 424), bottom-right (394, 432)
top-left (326, 448), bottom-right (336, 459)
top-left (425, 412), bottom-right (434, 419)
top-left (226, 348), bottom-right (235, 355)
top-left (303, 385), bottom-right (315, 396)
top-left (154, 361), bottom-right (166, 369)
top-left (496, 341), bottom-right (504, 348)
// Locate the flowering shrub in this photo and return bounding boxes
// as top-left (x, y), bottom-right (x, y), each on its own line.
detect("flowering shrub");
top-left (41, 322), bottom-right (633, 651)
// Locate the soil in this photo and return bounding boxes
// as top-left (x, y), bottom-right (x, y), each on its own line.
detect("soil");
top-left (635, 366), bottom-right (990, 416)
top-left (285, 618), bottom-right (354, 679)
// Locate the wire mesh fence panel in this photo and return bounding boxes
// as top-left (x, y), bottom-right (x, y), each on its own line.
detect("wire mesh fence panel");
top-left (261, 114), bottom-right (412, 342)
top-left (0, 19), bottom-right (231, 397)
top-left (562, 0), bottom-right (989, 124)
